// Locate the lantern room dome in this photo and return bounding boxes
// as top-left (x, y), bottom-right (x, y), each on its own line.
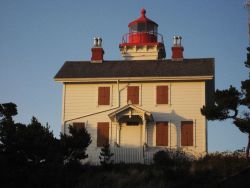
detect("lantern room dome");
top-left (128, 8), bottom-right (158, 27)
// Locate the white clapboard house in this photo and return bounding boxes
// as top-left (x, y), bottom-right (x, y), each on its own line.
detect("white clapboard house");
top-left (54, 9), bottom-right (214, 164)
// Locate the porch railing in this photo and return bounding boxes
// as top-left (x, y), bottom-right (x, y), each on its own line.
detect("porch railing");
top-left (111, 147), bottom-right (164, 164)
top-left (111, 147), bottom-right (199, 165)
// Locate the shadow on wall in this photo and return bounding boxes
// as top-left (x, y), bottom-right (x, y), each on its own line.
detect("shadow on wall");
top-left (151, 110), bottom-right (190, 148)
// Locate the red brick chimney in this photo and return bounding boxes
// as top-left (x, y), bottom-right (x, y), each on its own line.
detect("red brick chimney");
top-left (172, 36), bottom-right (184, 61)
top-left (91, 37), bottom-right (104, 63)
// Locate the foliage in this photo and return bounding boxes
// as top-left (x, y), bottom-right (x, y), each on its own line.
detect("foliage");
top-left (192, 149), bottom-right (249, 177)
top-left (201, 86), bottom-right (241, 120)
top-left (0, 103), bottom-right (60, 165)
top-left (60, 125), bottom-right (92, 163)
top-left (76, 150), bottom-right (250, 188)
top-left (201, 47), bottom-right (250, 157)
top-left (19, 117), bottom-right (61, 164)
top-left (0, 102), bottom-right (92, 188)
top-left (0, 102), bottom-right (17, 119)
top-left (153, 149), bottom-right (191, 169)
top-left (99, 144), bottom-right (114, 166)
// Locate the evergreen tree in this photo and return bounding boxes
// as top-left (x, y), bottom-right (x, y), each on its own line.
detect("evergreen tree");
top-left (60, 125), bottom-right (92, 163)
top-left (201, 48), bottom-right (250, 158)
top-left (0, 103), bottom-right (60, 165)
top-left (99, 144), bottom-right (114, 166)
top-left (18, 117), bottom-right (61, 164)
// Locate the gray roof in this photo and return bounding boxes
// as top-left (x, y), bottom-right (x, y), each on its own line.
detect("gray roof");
top-left (54, 59), bottom-right (214, 79)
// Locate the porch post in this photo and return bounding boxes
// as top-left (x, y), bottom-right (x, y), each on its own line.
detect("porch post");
top-left (113, 119), bottom-right (118, 147)
top-left (142, 115), bottom-right (146, 146)
top-left (142, 115), bottom-right (147, 164)
top-left (117, 123), bottom-right (121, 146)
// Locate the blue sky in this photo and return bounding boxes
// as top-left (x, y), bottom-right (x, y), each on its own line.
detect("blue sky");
top-left (0, 0), bottom-right (248, 152)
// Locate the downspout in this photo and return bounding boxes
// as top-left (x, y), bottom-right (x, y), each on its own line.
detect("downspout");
top-left (63, 79), bottom-right (120, 125)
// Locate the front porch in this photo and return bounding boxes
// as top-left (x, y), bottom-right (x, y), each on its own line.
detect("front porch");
top-left (109, 104), bottom-right (154, 148)
top-left (107, 104), bottom-right (154, 163)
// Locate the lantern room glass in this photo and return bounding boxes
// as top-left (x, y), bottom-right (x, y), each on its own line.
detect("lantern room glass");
top-left (129, 23), bottom-right (157, 34)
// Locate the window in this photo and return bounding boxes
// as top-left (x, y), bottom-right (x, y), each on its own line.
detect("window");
top-left (156, 86), bottom-right (168, 104)
top-left (97, 122), bottom-right (109, 147)
top-left (156, 122), bottom-right (168, 146)
top-left (98, 87), bottom-right (110, 105)
top-left (127, 86), bottom-right (139, 104)
top-left (181, 121), bottom-right (193, 146)
top-left (72, 122), bottom-right (85, 130)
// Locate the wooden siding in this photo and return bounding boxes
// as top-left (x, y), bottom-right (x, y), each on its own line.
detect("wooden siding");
top-left (62, 81), bottom-right (207, 164)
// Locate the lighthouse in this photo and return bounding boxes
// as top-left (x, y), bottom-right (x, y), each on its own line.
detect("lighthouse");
top-left (55, 8), bottom-right (215, 165)
top-left (119, 9), bottom-right (166, 60)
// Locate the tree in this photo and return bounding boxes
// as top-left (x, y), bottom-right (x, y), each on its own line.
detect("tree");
top-left (0, 103), bottom-right (24, 162)
top-left (60, 125), bottom-right (91, 163)
top-left (201, 48), bottom-right (250, 158)
top-left (0, 102), bottom-right (17, 120)
top-left (0, 103), bottom-right (61, 165)
top-left (18, 117), bottom-right (61, 165)
top-left (99, 144), bottom-right (114, 166)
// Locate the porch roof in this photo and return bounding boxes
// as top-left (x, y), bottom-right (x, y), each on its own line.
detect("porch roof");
top-left (108, 104), bottom-right (154, 122)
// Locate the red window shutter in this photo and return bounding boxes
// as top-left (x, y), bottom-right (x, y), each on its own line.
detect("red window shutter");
top-left (98, 87), bottom-right (110, 105)
top-left (127, 86), bottom-right (139, 104)
top-left (97, 122), bottom-right (109, 147)
top-left (157, 86), bottom-right (168, 104)
top-left (181, 121), bottom-right (193, 146)
top-left (72, 122), bottom-right (85, 130)
top-left (156, 122), bottom-right (168, 146)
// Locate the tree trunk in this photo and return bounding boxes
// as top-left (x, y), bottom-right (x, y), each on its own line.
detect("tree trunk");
top-left (247, 133), bottom-right (250, 158)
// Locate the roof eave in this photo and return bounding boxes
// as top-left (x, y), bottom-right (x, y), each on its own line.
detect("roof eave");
top-left (54, 75), bottom-right (214, 83)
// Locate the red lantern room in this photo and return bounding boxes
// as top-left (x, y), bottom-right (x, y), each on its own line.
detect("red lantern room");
top-left (119, 9), bottom-right (166, 60)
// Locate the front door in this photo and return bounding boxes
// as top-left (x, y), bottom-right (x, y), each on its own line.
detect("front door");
top-left (120, 124), bottom-right (141, 147)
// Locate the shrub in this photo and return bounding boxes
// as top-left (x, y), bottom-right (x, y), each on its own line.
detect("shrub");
top-left (153, 149), bottom-right (191, 168)
top-left (192, 149), bottom-right (250, 177)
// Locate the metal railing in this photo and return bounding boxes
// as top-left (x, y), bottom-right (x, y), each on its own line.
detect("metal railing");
top-left (121, 32), bottom-right (164, 44)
